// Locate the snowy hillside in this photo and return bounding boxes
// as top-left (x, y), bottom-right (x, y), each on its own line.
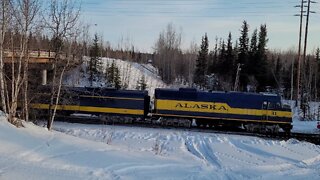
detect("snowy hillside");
top-left (0, 115), bottom-right (320, 179)
top-left (64, 57), bottom-right (167, 96)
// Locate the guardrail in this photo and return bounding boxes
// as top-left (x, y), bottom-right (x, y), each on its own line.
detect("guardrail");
top-left (2, 49), bottom-right (73, 64)
top-left (4, 49), bottom-right (56, 58)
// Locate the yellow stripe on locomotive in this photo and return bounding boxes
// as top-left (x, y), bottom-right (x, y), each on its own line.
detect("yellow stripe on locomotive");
top-left (30, 103), bottom-right (144, 115)
top-left (155, 99), bottom-right (292, 118)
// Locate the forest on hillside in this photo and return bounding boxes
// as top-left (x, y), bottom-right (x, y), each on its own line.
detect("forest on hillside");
top-left (20, 21), bottom-right (319, 102)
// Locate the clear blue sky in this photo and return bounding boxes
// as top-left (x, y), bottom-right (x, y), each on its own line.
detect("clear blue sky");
top-left (81, 0), bottom-right (320, 53)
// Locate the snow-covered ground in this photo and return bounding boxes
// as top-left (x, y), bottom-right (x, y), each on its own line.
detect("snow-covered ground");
top-left (282, 100), bottom-right (320, 134)
top-left (0, 113), bottom-right (320, 180)
top-left (292, 120), bottom-right (319, 134)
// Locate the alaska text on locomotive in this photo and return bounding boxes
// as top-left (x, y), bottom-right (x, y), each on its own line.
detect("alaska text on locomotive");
top-left (175, 102), bottom-right (228, 111)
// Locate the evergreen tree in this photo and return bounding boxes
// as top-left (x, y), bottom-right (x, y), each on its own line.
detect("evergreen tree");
top-left (89, 33), bottom-right (102, 86)
top-left (105, 60), bottom-right (122, 89)
top-left (238, 21), bottom-right (250, 90)
top-left (106, 60), bottom-right (116, 84)
top-left (114, 67), bottom-right (122, 89)
top-left (104, 62), bottom-right (111, 86)
top-left (248, 28), bottom-right (258, 75)
top-left (225, 32), bottom-right (234, 77)
top-left (194, 33), bottom-right (209, 88)
top-left (316, 48), bottom-right (320, 63)
top-left (256, 24), bottom-right (269, 91)
top-left (315, 48), bottom-right (320, 100)
top-left (217, 40), bottom-right (226, 74)
top-left (275, 56), bottom-right (282, 80)
top-left (274, 56), bottom-right (282, 89)
top-left (136, 75), bottom-right (147, 90)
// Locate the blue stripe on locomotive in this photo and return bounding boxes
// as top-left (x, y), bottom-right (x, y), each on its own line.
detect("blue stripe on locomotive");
top-left (79, 97), bottom-right (144, 109)
top-left (156, 110), bottom-right (291, 123)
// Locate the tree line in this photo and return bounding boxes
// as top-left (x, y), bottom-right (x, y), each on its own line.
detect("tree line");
top-left (1, 0), bottom-right (320, 128)
top-left (152, 21), bottom-right (320, 103)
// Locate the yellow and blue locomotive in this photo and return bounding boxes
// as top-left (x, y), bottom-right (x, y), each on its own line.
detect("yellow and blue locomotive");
top-left (153, 88), bottom-right (292, 133)
top-left (31, 86), bottom-right (150, 120)
top-left (30, 86), bottom-right (292, 133)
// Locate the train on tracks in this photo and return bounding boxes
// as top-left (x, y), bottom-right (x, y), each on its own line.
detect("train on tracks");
top-left (30, 86), bottom-right (293, 133)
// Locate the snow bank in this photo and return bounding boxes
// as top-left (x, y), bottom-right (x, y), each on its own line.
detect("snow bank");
top-left (282, 100), bottom-right (320, 133)
top-left (53, 122), bottom-right (320, 180)
top-left (0, 111), bottom-right (320, 180)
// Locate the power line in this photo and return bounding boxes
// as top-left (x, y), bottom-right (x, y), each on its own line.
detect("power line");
top-left (294, 0), bottom-right (317, 105)
top-left (82, 0), bottom-right (317, 18)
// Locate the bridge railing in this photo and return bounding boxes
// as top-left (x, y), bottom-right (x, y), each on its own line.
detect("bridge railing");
top-left (4, 49), bottom-right (57, 58)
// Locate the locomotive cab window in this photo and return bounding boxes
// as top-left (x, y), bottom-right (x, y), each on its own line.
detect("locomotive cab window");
top-left (268, 102), bottom-right (276, 110)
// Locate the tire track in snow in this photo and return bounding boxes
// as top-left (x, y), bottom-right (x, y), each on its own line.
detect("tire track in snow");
top-left (279, 141), bottom-right (305, 157)
top-left (89, 169), bottom-right (121, 180)
top-left (227, 139), bottom-right (267, 165)
top-left (229, 138), bottom-right (303, 164)
top-left (185, 137), bottom-right (238, 180)
top-left (105, 163), bottom-right (198, 179)
top-left (184, 136), bottom-right (222, 169)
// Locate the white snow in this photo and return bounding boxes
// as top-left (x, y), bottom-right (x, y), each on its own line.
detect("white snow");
top-left (0, 112), bottom-right (320, 180)
top-left (282, 100), bottom-right (320, 134)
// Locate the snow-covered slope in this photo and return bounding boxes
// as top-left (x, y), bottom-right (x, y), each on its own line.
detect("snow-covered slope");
top-left (0, 114), bottom-right (320, 180)
top-left (64, 57), bottom-right (167, 97)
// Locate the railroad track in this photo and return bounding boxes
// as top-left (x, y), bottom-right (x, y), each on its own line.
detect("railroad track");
top-left (54, 115), bottom-right (320, 145)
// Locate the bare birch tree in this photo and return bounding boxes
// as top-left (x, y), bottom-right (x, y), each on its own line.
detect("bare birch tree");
top-left (14, 0), bottom-right (40, 122)
top-left (154, 23), bottom-right (182, 84)
top-left (44, 0), bottom-right (80, 130)
top-left (0, 0), bottom-right (41, 125)
top-left (0, 0), bottom-right (11, 114)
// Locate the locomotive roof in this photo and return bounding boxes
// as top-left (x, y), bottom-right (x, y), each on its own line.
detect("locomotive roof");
top-left (38, 85), bottom-right (148, 97)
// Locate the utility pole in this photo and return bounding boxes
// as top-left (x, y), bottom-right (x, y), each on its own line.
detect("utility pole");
top-left (302, 0), bottom-right (316, 63)
top-left (294, 0), bottom-right (317, 120)
top-left (302, 0), bottom-right (316, 100)
top-left (294, 0), bottom-right (305, 106)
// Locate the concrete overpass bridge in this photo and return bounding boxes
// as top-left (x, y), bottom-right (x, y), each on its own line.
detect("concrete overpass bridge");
top-left (3, 49), bottom-right (73, 85)
top-left (3, 50), bottom-right (56, 63)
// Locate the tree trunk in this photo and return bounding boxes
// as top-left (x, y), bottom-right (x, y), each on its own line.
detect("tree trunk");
top-left (0, 0), bottom-right (8, 114)
top-left (47, 58), bottom-right (57, 130)
top-left (23, 50), bottom-right (29, 121)
top-left (0, 41), bottom-right (6, 113)
top-left (49, 57), bottom-right (70, 130)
